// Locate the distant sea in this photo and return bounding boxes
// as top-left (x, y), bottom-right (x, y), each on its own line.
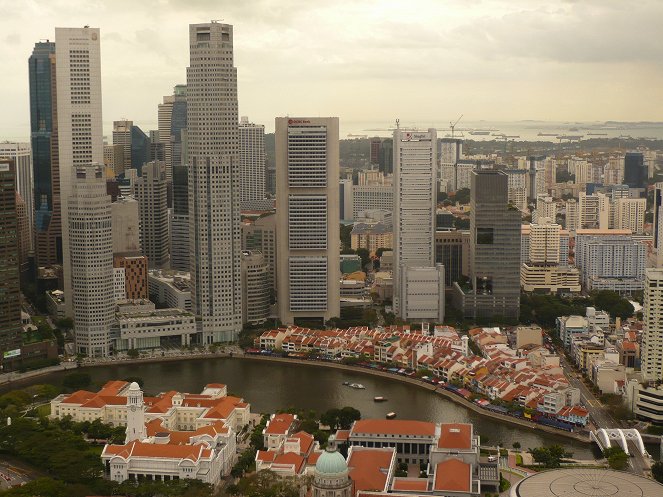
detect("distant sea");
top-left (3, 119), bottom-right (663, 144)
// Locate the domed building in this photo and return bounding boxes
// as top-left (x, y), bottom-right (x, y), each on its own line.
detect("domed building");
top-left (312, 442), bottom-right (352, 497)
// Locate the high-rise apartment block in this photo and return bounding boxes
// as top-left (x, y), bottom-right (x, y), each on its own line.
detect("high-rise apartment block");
top-left (642, 268), bottom-right (663, 381)
top-left (68, 164), bottom-right (114, 357)
top-left (239, 116), bottom-right (266, 208)
top-left (454, 170), bottom-right (521, 320)
top-left (565, 198), bottom-right (579, 232)
top-left (29, 40), bottom-right (62, 267)
top-left (170, 165), bottom-right (189, 271)
top-left (187, 22), bottom-right (243, 342)
top-left (613, 197), bottom-right (646, 234)
top-left (575, 229), bottom-right (646, 293)
top-left (275, 117), bottom-right (340, 325)
top-left (134, 161), bottom-right (169, 268)
top-left (393, 129), bottom-right (443, 322)
top-left (55, 27), bottom-right (104, 319)
top-left (534, 195), bottom-right (556, 223)
top-left (0, 159), bottom-right (23, 363)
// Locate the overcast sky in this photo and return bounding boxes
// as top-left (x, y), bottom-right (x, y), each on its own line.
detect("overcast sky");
top-left (2, 0), bottom-right (662, 139)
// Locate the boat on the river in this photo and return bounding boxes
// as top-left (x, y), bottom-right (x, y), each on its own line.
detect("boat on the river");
top-left (386, 412), bottom-right (397, 419)
top-left (342, 381), bottom-right (350, 386)
top-left (374, 396), bottom-right (387, 402)
top-left (349, 383), bottom-right (365, 389)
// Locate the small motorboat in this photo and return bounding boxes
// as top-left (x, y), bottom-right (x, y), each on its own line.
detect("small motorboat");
top-left (374, 396), bottom-right (387, 402)
top-left (386, 412), bottom-right (397, 419)
top-left (343, 381), bottom-right (350, 386)
top-left (349, 383), bottom-right (366, 389)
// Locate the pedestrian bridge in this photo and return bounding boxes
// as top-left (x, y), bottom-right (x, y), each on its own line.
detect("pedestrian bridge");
top-left (590, 428), bottom-right (646, 456)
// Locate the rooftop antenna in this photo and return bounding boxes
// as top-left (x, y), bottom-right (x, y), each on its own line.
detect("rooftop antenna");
top-left (450, 114), bottom-right (463, 138)
top-left (395, 118), bottom-right (400, 130)
top-left (211, 19), bottom-right (223, 23)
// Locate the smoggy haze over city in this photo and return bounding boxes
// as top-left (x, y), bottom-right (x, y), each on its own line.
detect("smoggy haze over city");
top-left (1, 0), bottom-right (663, 138)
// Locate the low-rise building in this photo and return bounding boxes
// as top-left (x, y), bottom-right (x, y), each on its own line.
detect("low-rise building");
top-left (45, 290), bottom-right (66, 319)
top-left (520, 264), bottom-right (581, 293)
top-left (148, 270), bottom-right (192, 311)
top-left (113, 305), bottom-right (196, 350)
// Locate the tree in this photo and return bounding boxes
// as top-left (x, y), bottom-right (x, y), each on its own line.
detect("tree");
top-left (592, 290), bottom-right (634, 320)
top-left (356, 248), bottom-right (371, 268)
top-left (530, 445), bottom-right (571, 468)
top-left (453, 188), bottom-right (471, 204)
top-left (603, 446), bottom-right (629, 470)
top-left (375, 247), bottom-right (389, 258)
top-left (127, 348), bottom-right (140, 358)
top-left (512, 441), bottom-right (521, 449)
top-left (652, 461), bottom-right (663, 483)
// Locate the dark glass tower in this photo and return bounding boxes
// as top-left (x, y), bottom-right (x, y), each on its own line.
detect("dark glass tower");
top-left (624, 152), bottom-right (646, 189)
top-left (29, 41), bottom-right (62, 266)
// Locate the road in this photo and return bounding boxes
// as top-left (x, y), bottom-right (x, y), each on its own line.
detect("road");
top-left (0, 461), bottom-right (31, 490)
top-left (559, 356), bottom-right (649, 475)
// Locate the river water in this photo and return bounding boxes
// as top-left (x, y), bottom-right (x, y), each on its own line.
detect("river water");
top-left (13, 356), bottom-right (601, 458)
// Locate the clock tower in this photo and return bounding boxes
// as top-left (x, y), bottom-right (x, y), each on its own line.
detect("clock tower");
top-left (125, 382), bottom-right (146, 443)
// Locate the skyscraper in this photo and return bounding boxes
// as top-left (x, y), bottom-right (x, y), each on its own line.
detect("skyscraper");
top-left (29, 40), bottom-right (62, 267)
top-left (0, 142), bottom-right (34, 253)
top-left (134, 161), bottom-right (169, 268)
top-left (55, 27), bottom-right (104, 319)
top-left (454, 170), bottom-right (521, 320)
top-left (158, 85), bottom-right (187, 181)
top-left (642, 268), bottom-right (663, 381)
top-left (68, 164), bottom-right (113, 357)
top-left (239, 116), bottom-right (266, 207)
top-left (187, 22), bottom-right (242, 342)
top-left (170, 165), bottom-right (189, 271)
top-left (654, 182), bottom-right (663, 267)
top-left (393, 129), bottom-right (443, 322)
top-left (113, 120), bottom-right (132, 172)
top-left (275, 117), bottom-right (340, 326)
top-left (0, 158), bottom-right (23, 364)
top-left (624, 152), bottom-right (646, 190)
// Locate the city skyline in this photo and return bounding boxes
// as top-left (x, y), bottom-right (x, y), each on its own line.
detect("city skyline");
top-left (2, 1), bottom-right (663, 140)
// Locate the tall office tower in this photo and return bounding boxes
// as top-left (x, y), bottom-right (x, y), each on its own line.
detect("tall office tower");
top-left (534, 195), bottom-right (556, 223)
top-left (158, 85), bottom-right (188, 180)
top-left (339, 178), bottom-right (353, 221)
top-left (68, 164), bottom-right (113, 357)
top-left (239, 116), bottom-right (266, 207)
top-left (276, 117), bottom-right (340, 325)
top-left (134, 161), bottom-right (169, 268)
top-left (55, 27), bottom-right (103, 318)
top-left (265, 167), bottom-right (276, 196)
top-left (614, 197), bottom-right (646, 234)
top-left (15, 194), bottom-right (31, 274)
top-left (565, 198), bottom-right (579, 232)
top-left (654, 183), bottom-right (663, 267)
top-left (113, 120), bottom-right (133, 171)
top-left (0, 143), bottom-right (34, 252)
top-left (0, 159), bottom-right (23, 363)
top-left (103, 144), bottom-right (124, 175)
top-left (170, 165), bottom-right (189, 271)
top-left (29, 41), bottom-right (62, 267)
top-left (456, 170), bottom-right (520, 320)
top-left (370, 137), bottom-right (381, 165)
top-left (439, 138), bottom-right (463, 165)
top-left (379, 138), bottom-right (393, 174)
top-left (111, 196), bottom-right (141, 254)
top-left (131, 125), bottom-right (151, 173)
top-left (187, 22), bottom-right (242, 342)
top-left (642, 268), bottom-right (663, 381)
top-left (435, 230), bottom-right (470, 289)
top-left (624, 152), bottom-right (646, 190)
top-left (393, 129), bottom-right (443, 322)
top-left (242, 212), bottom-right (276, 296)
top-left (241, 250), bottom-right (270, 325)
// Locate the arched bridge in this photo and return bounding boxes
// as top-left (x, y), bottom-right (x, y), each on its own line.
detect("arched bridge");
top-left (590, 428), bottom-right (647, 456)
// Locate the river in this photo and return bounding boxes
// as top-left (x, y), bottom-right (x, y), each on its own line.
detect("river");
top-left (9, 356), bottom-right (603, 459)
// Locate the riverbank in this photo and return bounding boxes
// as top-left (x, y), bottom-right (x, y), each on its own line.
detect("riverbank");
top-left (0, 352), bottom-right (590, 443)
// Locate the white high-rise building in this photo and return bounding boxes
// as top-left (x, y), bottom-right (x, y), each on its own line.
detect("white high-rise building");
top-left (275, 117), bottom-right (340, 325)
top-left (655, 183), bottom-right (663, 267)
top-left (534, 195), bottom-right (556, 224)
top-left (158, 96), bottom-right (174, 178)
top-left (565, 198), bottom-right (579, 232)
top-left (0, 142), bottom-right (33, 250)
top-left (642, 268), bottom-right (663, 381)
top-left (68, 164), bottom-right (113, 357)
top-left (112, 120), bottom-right (132, 171)
top-left (187, 22), bottom-right (242, 343)
top-left (239, 116), bottom-right (266, 207)
top-left (393, 129), bottom-right (442, 321)
top-left (55, 27), bottom-right (104, 319)
top-left (578, 192), bottom-right (610, 230)
top-left (134, 161), bottom-right (169, 268)
top-left (613, 197), bottom-right (646, 234)
top-left (529, 218), bottom-right (561, 265)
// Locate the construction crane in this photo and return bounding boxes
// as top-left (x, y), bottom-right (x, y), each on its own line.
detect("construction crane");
top-left (450, 115), bottom-right (463, 138)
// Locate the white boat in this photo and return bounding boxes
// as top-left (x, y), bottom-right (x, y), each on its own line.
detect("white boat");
top-left (349, 383), bottom-right (365, 389)
top-left (374, 396), bottom-right (387, 402)
top-left (386, 412), bottom-right (396, 419)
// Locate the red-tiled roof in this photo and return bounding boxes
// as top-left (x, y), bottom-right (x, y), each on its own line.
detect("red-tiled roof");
top-left (391, 478), bottom-right (429, 491)
top-left (437, 423), bottom-right (472, 449)
top-left (434, 459), bottom-right (471, 492)
top-left (351, 419), bottom-right (436, 437)
top-left (103, 440), bottom-right (211, 462)
top-left (348, 448), bottom-right (394, 493)
top-left (265, 413), bottom-right (296, 435)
